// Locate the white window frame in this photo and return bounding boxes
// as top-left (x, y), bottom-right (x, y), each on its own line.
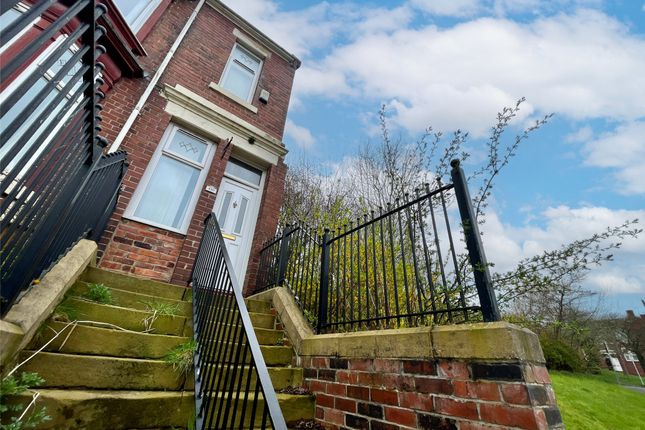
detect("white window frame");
top-left (219, 43), bottom-right (263, 103)
top-left (624, 351), bottom-right (639, 362)
top-left (124, 124), bottom-right (216, 234)
top-left (113, 0), bottom-right (162, 33)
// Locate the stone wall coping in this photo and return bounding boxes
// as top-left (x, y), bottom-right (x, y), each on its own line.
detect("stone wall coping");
top-left (0, 240), bottom-right (98, 372)
top-left (249, 287), bottom-right (545, 364)
top-left (162, 84), bottom-right (288, 166)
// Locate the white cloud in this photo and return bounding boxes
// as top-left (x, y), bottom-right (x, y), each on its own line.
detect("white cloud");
top-left (565, 125), bottom-right (594, 143)
top-left (411, 0), bottom-right (482, 17)
top-left (292, 9), bottom-right (645, 137)
top-left (284, 119), bottom-right (316, 150)
top-left (587, 272), bottom-right (644, 294)
top-left (582, 121), bottom-right (645, 195)
top-left (354, 6), bottom-right (414, 35)
top-left (481, 205), bottom-right (645, 295)
top-left (221, 1), bottom-right (414, 59)
top-left (221, 0), bottom-right (343, 58)
top-left (411, 0), bottom-right (604, 17)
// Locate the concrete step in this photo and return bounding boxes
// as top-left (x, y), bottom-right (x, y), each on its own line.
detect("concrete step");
top-left (246, 298), bottom-right (272, 314)
top-left (203, 364), bottom-right (302, 391)
top-left (59, 297), bottom-right (188, 336)
top-left (81, 266), bottom-right (189, 301)
top-left (201, 310), bottom-right (275, 329)
top-left (254, 327), bottom-right (284, 345)
top-left (70, 281), bottom-right (192, 316)
top-left (206, 392), bottom-right (315, 428)
top-left (200, 343), bottom-right (292, 367)
top-left (4, 389), bottom-right (313, 429)
top-left (260, 345), bottom-right (293, 366)
top-left (3, 389), bottom-right (193, 430)
top-left (193, 325), bottom-right (283, 346)
top-left (29, 321), bottom-right (189, 359)
top-left (19, 351), bottom-right (188, 391)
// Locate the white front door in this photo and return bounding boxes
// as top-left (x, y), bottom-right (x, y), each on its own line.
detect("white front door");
top-left (214, 177), bottom-right (259, 282)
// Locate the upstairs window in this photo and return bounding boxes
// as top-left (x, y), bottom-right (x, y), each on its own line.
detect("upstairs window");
top-left (220, 44), bottom-right (262, 102)
top-left (113, 0), bottom-right (162, 33)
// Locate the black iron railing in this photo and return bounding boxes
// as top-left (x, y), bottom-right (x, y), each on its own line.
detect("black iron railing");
top-left (257, 160), bottom-right (500, 333)
top-left (0, 1), bottom-right (126, 316)
top-left (191, 214), bottom-right (287, 430)
top-left (257, 223), bottom-right (322, 325)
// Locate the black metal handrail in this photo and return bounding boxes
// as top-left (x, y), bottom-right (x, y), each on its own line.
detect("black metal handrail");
top-left (191, 214), bottom-right (287, 429)
top-left (0, 1), bottom-right (125, 316)
top-left (256, 160), bottom-right (500, 333)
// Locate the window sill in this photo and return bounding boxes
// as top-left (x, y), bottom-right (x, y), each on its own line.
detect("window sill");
top-left (209, 82), bottom-right (258, 114)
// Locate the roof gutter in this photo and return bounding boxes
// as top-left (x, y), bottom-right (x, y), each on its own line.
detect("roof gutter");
top-left (108, 0), bottom-right (206, 153)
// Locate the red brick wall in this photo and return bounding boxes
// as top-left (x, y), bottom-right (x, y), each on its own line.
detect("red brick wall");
top-left (302, 357), bottom-right (563, 430)
top-left (98, 0), bottom-right (295, 286)
top-left (100, 1), bottom-right (297, 144)
top-left (160, 4), bottom-right (296, 141)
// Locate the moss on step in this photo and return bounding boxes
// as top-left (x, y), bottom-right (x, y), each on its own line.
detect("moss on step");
top-left (3, 389), bottom-right (194, 430)
top-left (19, 351), bottom-right (188, 391)
top-left (29, 321), bottom-right (189, 359)
top-left (202, 364), bottom-right (302, 391)
top-left (61, 298), bottom-right (187, 335)
top-left (245, 299), bottom-right (272, 314)
top-left (81, 267), bottom-right (188, 300)
top-left (70, 281), bottom-right (192, 316)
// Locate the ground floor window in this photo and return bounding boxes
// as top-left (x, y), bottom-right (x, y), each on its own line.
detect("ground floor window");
top-left (125, 125), bottom-right (215, 233)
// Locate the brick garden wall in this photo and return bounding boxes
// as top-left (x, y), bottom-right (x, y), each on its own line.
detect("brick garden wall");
top-left (97, 1), bottom-right (295, 286)
top-left (302, 357), bottom-right (563, 430)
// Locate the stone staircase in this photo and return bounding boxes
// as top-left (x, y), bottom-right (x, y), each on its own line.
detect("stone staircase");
top-left (5, 267), bottom-right (314, 429)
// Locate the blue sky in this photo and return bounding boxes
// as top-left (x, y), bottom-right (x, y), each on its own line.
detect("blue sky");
top-left (224, 0), bottom-right (645, 314)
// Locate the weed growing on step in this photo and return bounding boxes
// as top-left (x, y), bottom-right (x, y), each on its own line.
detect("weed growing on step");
top-left (142, 301), bottom-right (180, 332)
top-left (0, 372), bottom-right (50, 430)
top-left (52, 302), bottom-right (79, 322)
top-left (84, 283), bottom-right (114, 305)
top-left (164, 340), bottom-right (197, 374)
top-left (144, 301), bottom-right (180, 316)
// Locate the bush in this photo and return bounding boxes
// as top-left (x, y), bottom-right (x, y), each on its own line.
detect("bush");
top-left (540, 337), bottom-right (584, 372)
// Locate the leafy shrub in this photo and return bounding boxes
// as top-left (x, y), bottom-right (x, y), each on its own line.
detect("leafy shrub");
top-left (0, 372), bottom-right (50, 430)
top-left (540, 337), bottom-right (583, 372)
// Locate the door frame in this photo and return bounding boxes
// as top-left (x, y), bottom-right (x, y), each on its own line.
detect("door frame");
top-left (214, 157), bottom-right (265, 284)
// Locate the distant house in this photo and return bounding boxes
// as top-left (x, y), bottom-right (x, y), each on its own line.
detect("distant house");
top-left (93, 0), bottom-right (300, 292)
top-left (600, 310), bottom-right (645, 377)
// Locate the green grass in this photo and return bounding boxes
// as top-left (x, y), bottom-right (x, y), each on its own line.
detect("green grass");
top-left (551, 370), bottom-right (645, 430)
top-left (143, 301), bottom-right (180, 316)
top-left (84, 283), bottom-right (114, 304)
top-left (593, 369), bottom-right (645, 387)
top-left (164, 340), bottom-right (197, 374)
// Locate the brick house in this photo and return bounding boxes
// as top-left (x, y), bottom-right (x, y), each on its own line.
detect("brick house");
top-left (599, 310), bottom-right (645, 377)
top-left (93, 0), bottom-right (300, 292)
